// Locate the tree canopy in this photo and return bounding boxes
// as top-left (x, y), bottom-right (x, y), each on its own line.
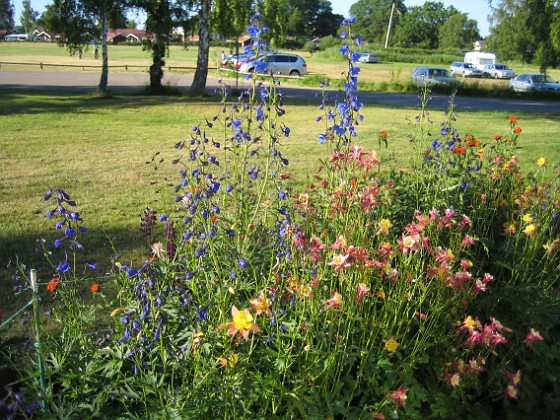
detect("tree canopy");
top-left (486, 0), bottom-right (559, 69)
top-left (0, 0), bottom-right (15, 31)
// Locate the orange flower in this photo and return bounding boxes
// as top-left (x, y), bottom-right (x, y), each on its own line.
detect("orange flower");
top-left (513, 126), bottom-right (522, 134)
top-left (493, 134), bottom-right (502, 140)
top-left (218, 306), bottom-right (260, 341)
top-left (379, 130), bottom-right (388, 138)
top-left (250, 291), bottom-right (272, 317)
top-left (91, 283), bottom-right (100, 293)
top-left (47, 277), bottom-right (60, 292)
top-left (508, 116), bottom-right (517, 123)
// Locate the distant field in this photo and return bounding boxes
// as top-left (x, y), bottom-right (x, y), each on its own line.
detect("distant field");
top-left (2, 41), bottom-right (557, 88)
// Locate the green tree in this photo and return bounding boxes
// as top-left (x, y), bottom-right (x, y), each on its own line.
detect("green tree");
top-left (0, 0), bottom-right (15, 31)
top-left (20, 0), bottom-right (38, 33)
top-left (255, 0), bottom-right (341, 43)
top-left (486, 0), bottom-right (557, 67)
top-left (349, 0), bottom-right (406, 45)
top-left (393, 1), bottom-right (458, 49)
top-left (131, 0), bottom-right (174, 93)
top-left (256, 0), bottom-right (290, 48)
top-left (438, 13), bottom-right (480, 50)
top-left (49, 0), bottom-right (128, 92)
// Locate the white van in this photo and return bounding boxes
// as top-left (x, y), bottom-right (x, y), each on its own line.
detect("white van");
top-left (464, 52), bottom-right (497, 71)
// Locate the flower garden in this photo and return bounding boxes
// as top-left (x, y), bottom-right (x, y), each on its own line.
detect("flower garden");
top-left (1, 15), bottom-right (559, 419)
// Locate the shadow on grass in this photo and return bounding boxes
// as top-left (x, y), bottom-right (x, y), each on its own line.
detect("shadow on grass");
top-left (0, 88), bottom-right (225, 117)
top-left (0, 224), bottom-right (149, 317)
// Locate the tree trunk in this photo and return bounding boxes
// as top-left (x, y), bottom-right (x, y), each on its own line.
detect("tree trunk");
top-left (98, 9), bottom-right (108, 93)
top-left (190, 0), bottom-right (212, 94)
top-left (149, 37), bottom-right (165, 93)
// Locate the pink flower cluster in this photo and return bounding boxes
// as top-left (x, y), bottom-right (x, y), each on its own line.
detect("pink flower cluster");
top-left (457, 315), bottom-right (511, 354)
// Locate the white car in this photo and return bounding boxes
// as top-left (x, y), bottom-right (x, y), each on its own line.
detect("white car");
top-left (449, 62), bottom-right (484, 78)
top-left (358, 53), bottom-right (378, 63)
top-left (483, 64), bottom-right (516, 79)
top-left (239, 53), bottom-right (308, 77)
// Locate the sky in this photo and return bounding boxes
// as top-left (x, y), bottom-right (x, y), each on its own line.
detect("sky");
top-left (15, 0), bottom-right (492, 38)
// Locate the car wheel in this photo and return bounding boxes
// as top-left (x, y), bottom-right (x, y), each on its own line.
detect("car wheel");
top-left (289, 70), bottom-right (300, 77)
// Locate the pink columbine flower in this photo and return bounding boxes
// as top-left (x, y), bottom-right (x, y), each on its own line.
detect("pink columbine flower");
top-left (460, 234), bottom-right (475, 247)
top-left (449, 372), bottom-right (461, 388)
top-left (389, 385), bottom-right (407, 408)
top-left (524, 328), bottom-right (544, 348)
top-left (348, 145), bottom-right (365, 162)
top-left (323, 291), bottom-right (343, 311)
top-left (330, 235), bottom-right (348, 251)
top-left (327, 253), bottom-right (352, 270)
top-left (356, 283), bottom-right (371, 304)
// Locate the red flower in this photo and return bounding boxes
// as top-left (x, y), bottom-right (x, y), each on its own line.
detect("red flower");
top-left (508, 116), bottom-right (517, 123)
top-left (47, 277), bottom-right (60, 292)
top-left (91, 283), bottom-right (100, 293)
top-left (493, 134), bottom-right (502, 140)
top-left (513, 126), bottom-right (522, 134)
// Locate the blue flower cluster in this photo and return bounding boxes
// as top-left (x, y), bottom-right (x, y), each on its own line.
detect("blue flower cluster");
top-left (43, 187), bottom-right (96, 274)
top-left (316, 17), bottom-right (364, 149)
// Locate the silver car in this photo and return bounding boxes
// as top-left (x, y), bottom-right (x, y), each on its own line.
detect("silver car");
top-left (483, 64), bottom-right (515, 79)
top-left (358, 53), bottom-right (378, 63)
top-left (449, 62), bottom-right (484, 78)
top-left (411, 66), bottom-right (461, 87)
top-left (508, 73), bottom-right (560, 93)
top-left (239, 53), bottom-right (308, 77)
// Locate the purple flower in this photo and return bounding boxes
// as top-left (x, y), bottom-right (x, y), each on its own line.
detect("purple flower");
top-left (64, 227), bottom-right (76, 237)
top-left (57, 261), bottom-right (70, 273)
top-left (238, 258), bottom-right (248, 269)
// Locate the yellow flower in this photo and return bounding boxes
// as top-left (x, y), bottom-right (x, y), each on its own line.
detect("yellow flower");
top-left (522, 214), bottom-right (533, 224)
top-left (218, 353), bottom-right (239, 370)
top-left (523, 224), bottom-right (536, 236)
top-left (233, 309), bottom-right (254, 330)
top-left (537, 157), bottom-right (547, 167)
top-left (377, 219), bottom-right (393, 235)
top-left (218, 306), bottom-right (260, 341)
top-left (384, 337), bottom-right (399, 353)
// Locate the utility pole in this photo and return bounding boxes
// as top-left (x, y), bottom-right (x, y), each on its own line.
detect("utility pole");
top-left (384, 2), bottom-right (396, 49)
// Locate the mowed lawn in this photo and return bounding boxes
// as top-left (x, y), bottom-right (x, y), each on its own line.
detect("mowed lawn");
top-left (1, 43), bottom-right (560, 315)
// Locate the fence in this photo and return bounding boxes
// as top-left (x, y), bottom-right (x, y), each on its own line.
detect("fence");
top-left (0, 269), bottom-right (114, 415)
top-left (0, 61), bottom-right (221, 73)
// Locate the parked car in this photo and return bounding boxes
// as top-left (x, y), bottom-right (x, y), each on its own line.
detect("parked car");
top-left (449, 62), bottom-right (484, 77)
top-left (483, 63), bottom-right (516, 79)
top-left (358, 53), bottom-right (378, 63)
top-left (411, 66), bottom-right (461, 87)
top-left (227, 53), bottom-right (249, 66)
top-left (239, 53), bottom-right (308, 77)
top-left (508, 73), bottom-right (560, 93)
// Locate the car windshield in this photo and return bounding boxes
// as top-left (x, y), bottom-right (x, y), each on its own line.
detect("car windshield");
top-left (464, 63), bottom-right (475, 68)
top-left (428, 69), bottom-right (449, 77)
top-left (533, 74), bottom-right (556, 83)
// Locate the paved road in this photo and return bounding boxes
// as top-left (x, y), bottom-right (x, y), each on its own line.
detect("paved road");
top-left (2, 69), bottom-right (560, 113)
